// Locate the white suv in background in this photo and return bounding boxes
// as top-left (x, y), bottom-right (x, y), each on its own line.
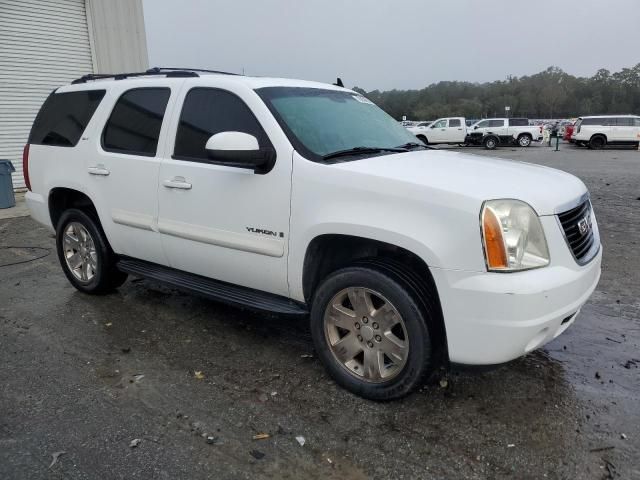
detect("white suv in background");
top-left (573, 115), bottom-right (640, 149)
top-left (24, 68), bottom-right (601, 400)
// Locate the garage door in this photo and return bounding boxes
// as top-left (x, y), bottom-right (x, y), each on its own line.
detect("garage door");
top-left (0, 0), bottom-right (94, 189)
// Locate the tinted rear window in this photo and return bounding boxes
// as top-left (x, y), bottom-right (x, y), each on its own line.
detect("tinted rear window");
top-left (29, 90), bottom-right (105, 147)
top-left (509, 118), bottom-right (529, 126)
top-left (102, 88), bottom-right (171, 156)
top-left (615, 117), bottom-right (634, 126)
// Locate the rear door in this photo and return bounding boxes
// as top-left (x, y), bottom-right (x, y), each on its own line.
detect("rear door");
top-left (446, 118), bottom-right (466, 142)
top-left (87, 81), bottom-right (181, 265)
top-left (613, 117), bottom-right (636, 142)
top-left (156, 83), bottom-right (292, 297)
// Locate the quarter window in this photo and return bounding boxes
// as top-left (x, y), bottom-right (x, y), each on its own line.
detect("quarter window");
top-left (29, 90), bottom-right (105, 147)
top-left (102, 88), bottom-right (171, 156)
top-left (174, 88), bottom-right (270, 161)
top-left (616, 117), bottom-right (634, 126)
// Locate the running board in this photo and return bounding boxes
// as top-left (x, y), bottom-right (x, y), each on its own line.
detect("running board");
top-left (117, 257), bottom-right (308, 316)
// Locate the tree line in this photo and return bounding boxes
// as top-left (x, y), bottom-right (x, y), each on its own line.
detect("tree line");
top-left (352, 64), bottom-right (640, 121)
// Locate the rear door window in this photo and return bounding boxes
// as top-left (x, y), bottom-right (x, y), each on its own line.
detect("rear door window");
top-left (29, 90), bottom-right (106, 147)
top-left (448, 119), bottom-right (461, 127)
top-left (102, 88), bottom-right (171, 156)
top-left (508, 118), bottom-right (529, 126)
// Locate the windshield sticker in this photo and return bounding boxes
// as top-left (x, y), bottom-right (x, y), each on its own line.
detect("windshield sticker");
top-left (352, 95), bottom-right (374, 105)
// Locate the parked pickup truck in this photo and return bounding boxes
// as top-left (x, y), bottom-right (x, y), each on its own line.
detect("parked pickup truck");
top-left (25, 69), bottom-right (601, 400)
top-left (408, 117), bottom-right (467, 145)
top-left (466, 118), bottom-right (543, 148)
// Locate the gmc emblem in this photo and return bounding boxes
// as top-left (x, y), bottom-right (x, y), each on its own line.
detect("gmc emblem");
top-left (577, 215), bottom-right (591, 235)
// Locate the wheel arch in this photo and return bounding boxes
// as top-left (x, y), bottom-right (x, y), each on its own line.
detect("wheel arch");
top-left (47, 186), bottom-right (108, 235)
top-left (590, 133), bottom-right (607, 142)
top-left (301, 233), bottom-right (448, 361)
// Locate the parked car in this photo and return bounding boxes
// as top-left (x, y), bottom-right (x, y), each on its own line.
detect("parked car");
top-left (563, 122), bottom-right (576, 142)
top-left (406, 121), bottom-right (433, 139)
top-left (466, 118), bottom-right (543, 147)
top-left (24, 69), bottom-right (602, 400)
top-left (572, 115), bottom-right (640, 149)
top-left (409, 117), bottom-right (467, 145)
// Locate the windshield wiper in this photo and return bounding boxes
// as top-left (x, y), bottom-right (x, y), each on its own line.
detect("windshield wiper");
top-left (395, 142), bottom-right (434, 150)
top-left (322, 146), bottom-right (407, 160)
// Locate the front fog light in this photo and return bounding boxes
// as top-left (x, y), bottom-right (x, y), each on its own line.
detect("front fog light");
top-left (481, 199), bottom-right (550, 272)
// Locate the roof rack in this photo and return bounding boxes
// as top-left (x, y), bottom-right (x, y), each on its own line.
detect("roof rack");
top-left (71, 67), bottom-right (239, 84)
top-left (147, 67), bottom-right (239, 76)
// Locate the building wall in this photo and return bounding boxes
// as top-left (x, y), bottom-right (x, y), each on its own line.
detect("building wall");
top-left (0, 0), bottom-right (148, 190)
top-left (86, 0), bottom-right (148, 73)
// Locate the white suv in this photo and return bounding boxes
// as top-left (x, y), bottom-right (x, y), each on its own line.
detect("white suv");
top-left (573, 115), bottom-right (640, 149)
top-left (24, 68), bottom-right (602, 400)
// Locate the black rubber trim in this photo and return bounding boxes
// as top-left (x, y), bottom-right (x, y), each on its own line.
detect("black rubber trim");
top-left (117, 257), bottom-right (308, 315)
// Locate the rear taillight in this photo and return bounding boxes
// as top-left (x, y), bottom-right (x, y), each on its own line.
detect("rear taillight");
top-left (23, 144), bottom-right (31, 191)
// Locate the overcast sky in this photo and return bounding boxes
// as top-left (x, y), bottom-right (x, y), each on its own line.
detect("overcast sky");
top-left (143, 0), bottom-right (640, 91)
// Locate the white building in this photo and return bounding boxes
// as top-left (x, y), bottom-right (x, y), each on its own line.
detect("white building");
top-left (0, 0), bottom-right (149, 189)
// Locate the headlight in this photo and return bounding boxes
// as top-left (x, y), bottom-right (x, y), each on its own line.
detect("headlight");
top-left (481, 199), bottom-right (550, 272)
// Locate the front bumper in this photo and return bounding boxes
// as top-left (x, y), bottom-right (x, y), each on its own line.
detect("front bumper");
top-left (431, 214), bottom-right (602, 365)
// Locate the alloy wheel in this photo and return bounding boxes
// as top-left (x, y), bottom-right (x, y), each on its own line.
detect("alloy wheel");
top-left (324, 287), bottom-right (409, 383)
top-left (63, 222), bottom-right (98, 282)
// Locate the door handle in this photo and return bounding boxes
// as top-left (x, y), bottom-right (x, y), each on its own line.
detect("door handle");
top-left (163, 177), bottom-right (192, 190)
top-left (88, 165), bottom-right (110, 176)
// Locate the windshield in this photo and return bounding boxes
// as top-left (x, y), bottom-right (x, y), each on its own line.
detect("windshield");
top-left (256, 87), bottom-right (419, 160)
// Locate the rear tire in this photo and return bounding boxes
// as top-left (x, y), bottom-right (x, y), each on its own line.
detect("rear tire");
top-left (517, 134), bottom-right (532, 147)
top-left (56, 209), bottom-right (127, 294)
top-left (416, 135), bottom-right (428, 145)
top-left (310, 261), bottom-right (439, 400)
top-left (588, 135), bottom-right (606, 149)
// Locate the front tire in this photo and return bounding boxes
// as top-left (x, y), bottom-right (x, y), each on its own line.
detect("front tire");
top-left (483, 136), bottom-right (498, 150)
top-left (310, 262), bottom-right (437, 400)
top-left (416, 135), bottom-right (428, 145)
top-left (56, 209), bottom-right (127, 294)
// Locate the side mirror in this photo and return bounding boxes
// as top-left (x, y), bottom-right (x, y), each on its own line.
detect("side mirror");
top-left (205, 132), bottom-right (275, 174)
top-left (474, 125), bottom-right (478, 130)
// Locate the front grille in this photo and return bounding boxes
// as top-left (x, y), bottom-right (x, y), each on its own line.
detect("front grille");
top-left (557, 200), bottom-right (597, 264)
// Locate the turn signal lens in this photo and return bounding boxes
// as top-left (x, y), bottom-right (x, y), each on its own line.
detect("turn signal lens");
top-left (482, 206), bottom-right (508, 269)
top-left (481, 200), bottom-right (550, 272)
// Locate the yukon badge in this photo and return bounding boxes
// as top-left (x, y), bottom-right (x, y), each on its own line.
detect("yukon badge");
top-left (246, 227), bottom-right (284, 238)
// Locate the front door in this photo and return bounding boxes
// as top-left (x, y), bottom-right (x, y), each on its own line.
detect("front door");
top-left (157, 86), bottom-right (292, 297)
top-left (428, 119), bottom-right (448, 143)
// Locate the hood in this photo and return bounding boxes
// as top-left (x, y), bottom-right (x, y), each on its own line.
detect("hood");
top-left (331, 149), bottom-right (587, 215)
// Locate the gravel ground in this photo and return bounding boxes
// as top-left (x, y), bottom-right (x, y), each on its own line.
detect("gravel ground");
top-left (0, 141), bottom-right (638, 479)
